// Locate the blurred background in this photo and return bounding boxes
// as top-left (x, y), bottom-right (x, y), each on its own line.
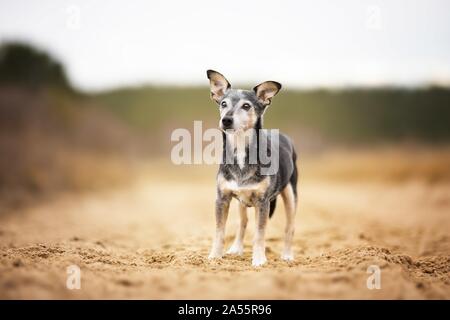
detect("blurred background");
top-left (1, 0), bottom-right (450, 206)
top-left (1, 0), bottom-right (450, 300)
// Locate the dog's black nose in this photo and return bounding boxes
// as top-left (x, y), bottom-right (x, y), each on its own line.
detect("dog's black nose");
top-left (222, 117), bottom-right (233, 128)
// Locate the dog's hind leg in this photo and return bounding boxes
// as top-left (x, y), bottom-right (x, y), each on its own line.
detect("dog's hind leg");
top-left (280, 183), bottom-right (297, 261)
top-left (208, 195), bottom-right (231, 259)
top-left (226, 202), bottom-right (248, 255)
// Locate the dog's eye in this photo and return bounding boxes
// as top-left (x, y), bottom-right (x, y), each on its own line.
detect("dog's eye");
top-left (220, 101), bottom-right (227, 108)
top-left (242, 103), bottom-right (251, 111)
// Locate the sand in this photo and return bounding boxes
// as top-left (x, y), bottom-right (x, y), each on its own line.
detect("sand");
top-left (0, 175), bottom-right (449, 299)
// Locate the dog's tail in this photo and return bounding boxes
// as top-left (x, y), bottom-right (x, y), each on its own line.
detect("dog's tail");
top-left (269, 198), bottom-right (277, 218)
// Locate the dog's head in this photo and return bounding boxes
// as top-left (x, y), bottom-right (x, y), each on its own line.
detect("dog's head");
top-left (207, 70), bottom-right (281, 132)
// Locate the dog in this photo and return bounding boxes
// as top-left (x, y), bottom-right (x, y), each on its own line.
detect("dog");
top-left (206, 70), bottom-right (298, 267)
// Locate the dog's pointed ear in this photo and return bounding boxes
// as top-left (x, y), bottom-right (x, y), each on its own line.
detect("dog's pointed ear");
top-left (253, 81), bottom-right (282, 106)
top-left (207, 70), bottom-right (231, 103)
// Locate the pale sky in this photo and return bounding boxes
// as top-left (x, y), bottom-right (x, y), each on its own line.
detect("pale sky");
top-left (1, 0), bottom-right (450, 91)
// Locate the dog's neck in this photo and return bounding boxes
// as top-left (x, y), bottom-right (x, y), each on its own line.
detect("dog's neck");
top-left (222, 117), bottom-right (263, 168)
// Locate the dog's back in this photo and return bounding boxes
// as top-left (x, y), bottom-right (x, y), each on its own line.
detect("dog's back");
top-left (268, 132), bottom-right (298, 217)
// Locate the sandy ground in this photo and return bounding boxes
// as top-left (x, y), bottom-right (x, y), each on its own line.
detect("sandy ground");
top-left (0, 171), bottom-right (449, 299)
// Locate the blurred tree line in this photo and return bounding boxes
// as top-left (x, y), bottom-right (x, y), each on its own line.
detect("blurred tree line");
top-left (1, 41), bottom-right (449, 145)
top-left (94, 86), bottom-right (450, 145)
top-left (0, 42), bottom-right (72, 91)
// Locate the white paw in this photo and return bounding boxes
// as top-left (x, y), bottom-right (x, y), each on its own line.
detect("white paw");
top-left (281, 251), bottom-right (294, 262)
top-left (208, 250), bottom-right (223, 260)
top-left (226, 243), bottom-right (244, 255)
top-left (252, 250), bottom-right (267, 267)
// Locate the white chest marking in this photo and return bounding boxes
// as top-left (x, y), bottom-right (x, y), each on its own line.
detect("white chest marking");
top-left (236, 148), bottom-right (246, 169)
top-left (218, 175), bottom-right (270, 205)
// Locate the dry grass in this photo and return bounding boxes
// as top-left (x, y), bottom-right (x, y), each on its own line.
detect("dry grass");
top-left (302, 146), bottom-right (450, 184)
top-left (0, 87), bottom-right (141, 208)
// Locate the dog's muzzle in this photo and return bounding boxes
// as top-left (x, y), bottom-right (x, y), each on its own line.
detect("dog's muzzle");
top-left (221, 116), bottom-right (233, 130)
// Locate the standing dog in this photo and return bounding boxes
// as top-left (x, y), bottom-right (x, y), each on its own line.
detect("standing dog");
top-left (206, 70), bottom-right (298, 267)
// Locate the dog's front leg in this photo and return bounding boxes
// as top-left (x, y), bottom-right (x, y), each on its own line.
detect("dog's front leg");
top-left (252, 200), bottom-right (269, 267)
top-left (208, 194), bottom-right (231, 259)
top-left (226, 202), bottom-right (248, 255)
